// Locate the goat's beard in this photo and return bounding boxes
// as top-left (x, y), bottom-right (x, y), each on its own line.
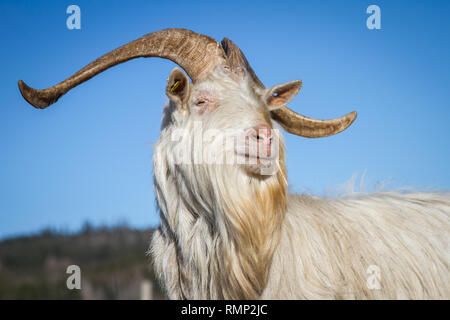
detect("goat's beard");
top-left (153, 135), bottom-right (288, 299)
top-left (211, 157), bottom-right (288, 299)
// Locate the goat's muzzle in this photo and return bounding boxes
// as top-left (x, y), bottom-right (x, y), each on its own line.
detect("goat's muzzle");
top-left (248, 124), bottom-right (273, 158)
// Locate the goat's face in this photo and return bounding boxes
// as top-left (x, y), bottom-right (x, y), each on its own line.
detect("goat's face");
top-left (17, 28), bottom-right (355, 184)
top-left (160, 67), bottom-right (301, 177)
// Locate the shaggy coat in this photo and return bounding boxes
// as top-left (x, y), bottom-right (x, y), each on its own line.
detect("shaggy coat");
top-left (150, 68), bottom-right (450, 300)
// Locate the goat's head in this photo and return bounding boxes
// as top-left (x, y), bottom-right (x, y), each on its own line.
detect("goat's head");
top-left (160, 65), bottom-right (302, 178)
top-left (18, 28), bottom-right (356, 180)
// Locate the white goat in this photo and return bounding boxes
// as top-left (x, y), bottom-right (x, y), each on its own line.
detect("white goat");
top-left (19, 28), bottom-right (449, 299)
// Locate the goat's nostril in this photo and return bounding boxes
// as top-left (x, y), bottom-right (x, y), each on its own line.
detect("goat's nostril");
top-left (250, 125), bottom-right (272, 143)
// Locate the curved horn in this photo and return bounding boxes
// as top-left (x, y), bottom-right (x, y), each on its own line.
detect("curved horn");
top-left (19, 28), bottom-right (226, 109)
top-left (221, 38), bottom-right (356, 138)
top-left (271, 108), bottom-right (357, 138)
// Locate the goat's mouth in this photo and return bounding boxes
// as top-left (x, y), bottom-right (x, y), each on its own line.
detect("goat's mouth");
top-left (234, 151), bottom-right (276, 165)
top-left (234, 150), bottom-right (279, 176)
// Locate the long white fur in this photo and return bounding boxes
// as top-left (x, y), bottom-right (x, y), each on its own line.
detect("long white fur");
top-left (150, 67), bottom-right (450, 299)
top-left (264, 192), bottom-right (449, 299)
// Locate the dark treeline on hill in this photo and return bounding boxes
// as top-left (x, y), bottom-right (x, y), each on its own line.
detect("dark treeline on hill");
top-left (0, 224), bottom-right (166, 299)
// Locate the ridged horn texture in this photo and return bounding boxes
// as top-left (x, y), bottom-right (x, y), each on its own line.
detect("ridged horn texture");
top-left (18, 28), bottom-right (226, 109)
top-left (221, 38), bottom-right (357, 138)
top-left (271, 108), bottom-right (357, 138)
top-left (221, 38), bottom-right (264, 88)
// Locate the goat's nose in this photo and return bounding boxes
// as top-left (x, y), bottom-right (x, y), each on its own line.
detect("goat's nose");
top-left (250, 124), bottom-right (272, 143)
top-left (249, 124), bottom-right (273, 156)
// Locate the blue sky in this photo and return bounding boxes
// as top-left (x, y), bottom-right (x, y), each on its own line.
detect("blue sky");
top-left (0, 0), bottom-right (449, 239)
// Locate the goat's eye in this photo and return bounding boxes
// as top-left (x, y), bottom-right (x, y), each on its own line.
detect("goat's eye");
top-left (196, 100), bottom-right (207, 106)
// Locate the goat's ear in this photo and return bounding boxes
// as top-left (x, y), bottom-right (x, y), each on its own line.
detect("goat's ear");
top-left (166, 68), bottom-right (191, 105)
top-left (264, 80), bottom-right (302, 111)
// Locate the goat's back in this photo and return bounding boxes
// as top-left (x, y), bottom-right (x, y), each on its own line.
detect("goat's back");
top-left (264, 192), bottom-right (450, 299)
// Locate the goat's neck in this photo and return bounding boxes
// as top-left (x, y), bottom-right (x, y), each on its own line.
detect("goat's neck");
top-left (155, 162), bottom-right (287, 299)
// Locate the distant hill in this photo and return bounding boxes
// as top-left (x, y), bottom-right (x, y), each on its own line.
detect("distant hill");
top-left (0, 225), bottom-right (166, 299)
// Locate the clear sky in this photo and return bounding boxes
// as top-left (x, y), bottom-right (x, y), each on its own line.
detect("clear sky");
top-left (0, 0), bottom-right (449, 239)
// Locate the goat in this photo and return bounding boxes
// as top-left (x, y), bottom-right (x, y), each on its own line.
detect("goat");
top-left (18, 28), bottom-right (449, 299)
